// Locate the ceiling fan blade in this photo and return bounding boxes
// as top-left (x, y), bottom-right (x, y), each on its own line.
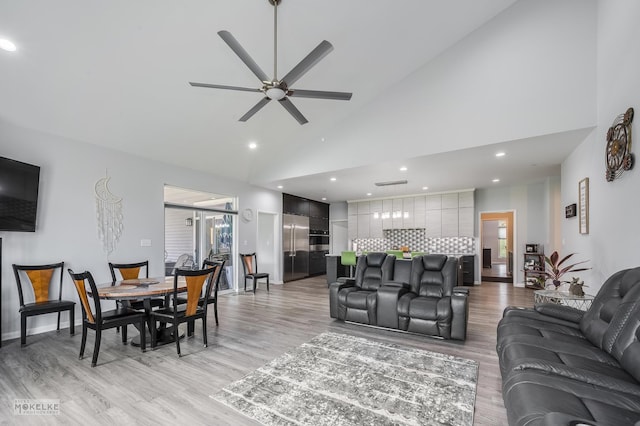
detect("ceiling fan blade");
top-left (189, 82), bottom-right (262, 93)
top-left (281, 40), bottom-right (333, 87)
top-left (288, 89), bottom-right (352, 101)
top-left (239, 97), bottom-right (271, 122)
top-left (218, 30), bottom-right (269, 83)
top-left (279, 97), bottom-right (308, 125)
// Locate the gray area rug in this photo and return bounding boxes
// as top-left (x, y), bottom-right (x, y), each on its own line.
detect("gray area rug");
top-left (211, 332), bottom-right (478, 425)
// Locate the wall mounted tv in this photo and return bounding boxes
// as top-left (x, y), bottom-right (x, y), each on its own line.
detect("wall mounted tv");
top-left (0, 156), bottom-right (41, 232)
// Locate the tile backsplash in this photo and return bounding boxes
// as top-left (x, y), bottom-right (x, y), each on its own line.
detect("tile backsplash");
top-left (353, 228), bottom-right (475, 255)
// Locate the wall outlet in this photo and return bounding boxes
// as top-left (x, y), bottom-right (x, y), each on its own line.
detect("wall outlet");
top-left (140, 239), bottom-right (152, 247)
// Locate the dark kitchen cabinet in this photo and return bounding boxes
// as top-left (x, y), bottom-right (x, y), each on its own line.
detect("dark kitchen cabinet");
top-left (283, 193), bottom-right (310, 216)
top-left (309, 251), bottom-right (328, 276)
top-left (309, 200), bottom-right (329, 219)
top-left (459, 255), bottom-right (475, 286)
top-left (309, 216), bottom-right (329, 233)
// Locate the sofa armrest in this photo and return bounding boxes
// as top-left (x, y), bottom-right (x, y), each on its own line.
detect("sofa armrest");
top-left (451, 290), bottom-right (469, 340)
top-left (377, 285), bottom-right (410, 328)
top-left (535, 303), bottom-right (585, 324)
top-left (329, 281), bottom-right (356, 319)
top-left (453, 286), bottom-right (469, 295)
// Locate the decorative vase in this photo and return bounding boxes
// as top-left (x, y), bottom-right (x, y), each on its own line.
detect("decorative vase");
top-left (552, 280), bottom-right (562, 289)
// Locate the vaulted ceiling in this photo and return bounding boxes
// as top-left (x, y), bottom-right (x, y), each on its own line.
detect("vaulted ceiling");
top-left (0, 0), bottom-right (597, 202)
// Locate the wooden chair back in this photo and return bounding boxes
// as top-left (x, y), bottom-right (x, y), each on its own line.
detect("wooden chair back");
top-left (13, 262), bottom-right (65, 307)
top-left (108, 260), bottom-right (149, 283)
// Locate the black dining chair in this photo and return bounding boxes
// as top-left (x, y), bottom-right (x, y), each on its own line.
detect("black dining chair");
top-left (13, 262), bottom-right (75, 346)
top-left (150, 266), bottom-right (216, 357)
top-left (68, 269), bottom-right (147, 367)
top-left (176, 259), bottom-right (226, 332)
top-left (240, 253), bottom-right (269, 292)
top-left (108, 260), bottom-right (165, 310)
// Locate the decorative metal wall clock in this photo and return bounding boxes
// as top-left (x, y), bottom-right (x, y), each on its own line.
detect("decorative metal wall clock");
top-left (605, 107), bottom-right (634, 182)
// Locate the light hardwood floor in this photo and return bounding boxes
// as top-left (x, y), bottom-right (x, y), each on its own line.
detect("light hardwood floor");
top-left (0, 277), bottom-right (533, 425)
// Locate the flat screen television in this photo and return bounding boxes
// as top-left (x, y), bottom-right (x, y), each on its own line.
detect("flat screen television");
top-left (0, 156), bottom-right (41, 232)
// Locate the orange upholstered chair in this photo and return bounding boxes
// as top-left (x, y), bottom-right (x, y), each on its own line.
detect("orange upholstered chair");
top-left (12, 262), bottom-right (75, 346)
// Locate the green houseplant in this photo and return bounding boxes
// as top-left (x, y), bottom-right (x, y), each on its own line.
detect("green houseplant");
top-left (540, 251), bottom-right (590, 289)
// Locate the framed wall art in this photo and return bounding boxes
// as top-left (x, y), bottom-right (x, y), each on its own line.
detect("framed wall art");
top-left (579, 178), bottom-right (589, 234)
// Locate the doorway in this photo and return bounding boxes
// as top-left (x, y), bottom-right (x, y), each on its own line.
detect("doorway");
top-left (480, 211), bottom-right (514, 284)
top-left (163, 185), bottom-right (237, 293)
top-left (257, 211), bottom-right (278, 282)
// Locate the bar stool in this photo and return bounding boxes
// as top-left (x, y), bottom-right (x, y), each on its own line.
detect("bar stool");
top-left (337, 251), bottom-right (357, 283)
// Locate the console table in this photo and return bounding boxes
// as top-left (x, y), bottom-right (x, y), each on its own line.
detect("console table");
top-left (534, 289), bottom-right (594, 311)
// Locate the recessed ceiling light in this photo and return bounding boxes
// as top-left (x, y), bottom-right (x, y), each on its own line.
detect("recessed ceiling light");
top-left (321, 197), bottom-right (327, 201)
top-left (330, 177), bottom-right (337, 182)
top-left (422, 186), bottom-right (429, 190)
top-left (0, 39), bottom-right (17, 52)
top-left (399, 166), bottom-right (408, 171)
top-left (495, 152), bottom-right (506, 157)
top-left (248, 142), bottom-right (257, 149)
top-left (492, 178), bottom-right (500, 183)
top-left (366, 193), bottom-right (372, 196)
top-left (277, 185), bottom-right (283, 189)
top-left (321, 137), bottom-right (326, 142)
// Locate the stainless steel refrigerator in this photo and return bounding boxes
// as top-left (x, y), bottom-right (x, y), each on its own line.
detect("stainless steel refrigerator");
top-left (283, 214), bottom-right (309, 282)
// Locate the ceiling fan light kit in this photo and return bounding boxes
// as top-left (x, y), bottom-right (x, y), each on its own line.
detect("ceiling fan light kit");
top-left (189, 0), bottom-right (352, 125)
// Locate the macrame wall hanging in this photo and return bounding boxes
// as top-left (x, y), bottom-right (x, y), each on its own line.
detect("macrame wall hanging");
top-left (95, 174), bottom-right (123, 255)
top-left (605, 107), bottom-right (634, 182)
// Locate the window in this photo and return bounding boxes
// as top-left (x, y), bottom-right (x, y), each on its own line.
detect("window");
top-left (498, 221), bottom-right (507, 259)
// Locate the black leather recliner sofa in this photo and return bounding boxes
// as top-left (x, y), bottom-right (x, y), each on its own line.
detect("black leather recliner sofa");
top-left (496, 266), bottom-right (640, 425)
top-left (329, 252), bottom-right (469, 340)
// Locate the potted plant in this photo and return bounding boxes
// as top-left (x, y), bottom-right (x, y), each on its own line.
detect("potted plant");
top-left (539, 251), bottom-right (590, 289)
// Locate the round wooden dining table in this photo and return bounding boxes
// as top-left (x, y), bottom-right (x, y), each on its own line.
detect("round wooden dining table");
top-left (96, 277), bottom-right (187, 346)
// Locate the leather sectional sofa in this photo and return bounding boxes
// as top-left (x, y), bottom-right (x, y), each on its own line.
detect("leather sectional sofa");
top-left (497, 267), bottom-right (640, 425)
top-left (329, 252), bottom-right (469, 340)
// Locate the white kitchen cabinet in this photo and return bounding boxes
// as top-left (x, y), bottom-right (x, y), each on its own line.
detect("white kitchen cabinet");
top-left (441, 208), bottom-right (459, 236)
top-left (382, 199), bottom-right (393, 230)
top-left (357, 201), bottom-right (370, 214)
top-left (426, 194), bottom-right (442, 210)
top-left (403, 197), bottom-right (415, 228)
top-left (459, 207), bottom-right (474, 237)
top-left (459, 191), bottom-right (474, 208)
top-left (348, 214), bottom-right (357, 241)
top-left (442, 193), bottom-right (459, 209)
top-left (426, 210), bottom-right (442, 237)
top-left (392, 198), bottom-right (403, 229)
top-left (369, 200), bottom-right (383, 238)
top-left (348, 202), bottom-right (357, 216)
top-left (413, 196), bottom-right (426, 229)
top-left (357, 214), bottom-right (370, 238)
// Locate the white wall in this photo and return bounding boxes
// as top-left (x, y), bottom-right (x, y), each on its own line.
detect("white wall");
top-left (560, 0), bottom-right (640, 294)
top-left (0, 119), bottom-right (281, 342)
top-left (476, 177), bottom-right (561, 284)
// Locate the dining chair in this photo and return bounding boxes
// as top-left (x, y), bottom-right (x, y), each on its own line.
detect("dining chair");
top-left (239, 253), bottom-right (269, 292)
top-left (68, 269), bottom-right (147, 367)
top-left (176, 259), bottom-right (226, 333)
top-left (149, 266), bottom-right (217, 356)
top-left (13, 262), bottom-right (75, 346)
top-left (108, 260), bottom-right (164, 310)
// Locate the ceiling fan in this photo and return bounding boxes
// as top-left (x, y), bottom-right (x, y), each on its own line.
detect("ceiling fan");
top-left (189, 0), bottom-right (352, 125)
